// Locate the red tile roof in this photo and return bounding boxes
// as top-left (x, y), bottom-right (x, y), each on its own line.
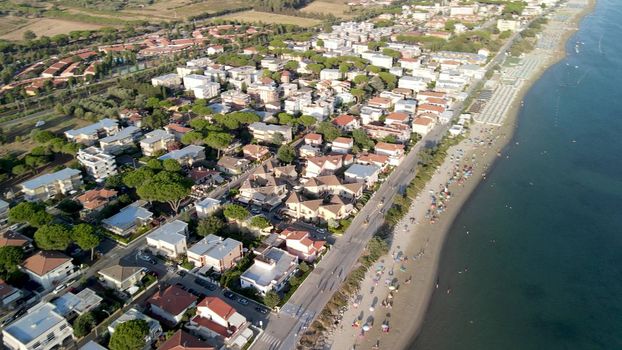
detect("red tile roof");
top-left (332, 114), bottom-right (356, 126)
top-left (158, 330), bottom-right (214, 350)
top-left (191, 316), bottom-right (234, 338)
top-left (22, 251), bottom-right (71, 276)
top-left (197, 297), bottom-right (236, 320)
top-left (149, 285), bottom-right (197, 316)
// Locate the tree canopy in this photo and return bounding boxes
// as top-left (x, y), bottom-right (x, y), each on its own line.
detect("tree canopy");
top-left (72, 224), bottom-right (101, 260)
top-left (223, 204), bottom-right (249, 221)
top-left (197, 215), bottom-right (225, 237)
top-left (317, 121), bottom-right (341, 142)
top-left (108, 319), bottom-right (149, 350)
top-left (8, 202), bottom-right (53, 228)
top-left (0, 246), bottom-right (23, 278)
top-left (34, 224), bottom-right (72, 250)
top-left (135, 171), bottom-right (192, 213)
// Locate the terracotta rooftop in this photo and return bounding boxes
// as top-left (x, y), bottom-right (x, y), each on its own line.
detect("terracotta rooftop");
top-left (332, 114), bottom-right (356, 126)
top-left (413, 117), bottom-right (434, 126)
top-left (0, 231), bottom-right (30, 248)
top-left (158, 330), bottom-right (214, 350)
top-left (375, 142), bottom-right (405, 152)
top-left (149, 285), bottom-right (197, 316)
top-left (22, 251), bottom-right (71, 276)
top-left (197, 297), bottom-right (236, 321)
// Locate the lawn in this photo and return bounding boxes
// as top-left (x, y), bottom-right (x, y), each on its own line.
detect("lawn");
top-left (0, 17), bottom-right (103, 40)
top-left (300, 1), bottom-right (353, 18)
top-left (217, 10), bottom-right (321, 27)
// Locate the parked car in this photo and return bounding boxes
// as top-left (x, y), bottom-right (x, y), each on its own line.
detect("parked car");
top-left (255, 306), bottom-right (269, 315)
top-left (223, 291), bottom-right (236, 300)
top-left (237, 298), bottom-right (249, 306)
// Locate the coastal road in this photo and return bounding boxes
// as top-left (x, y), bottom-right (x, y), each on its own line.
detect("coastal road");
top-left (251, 124), bottom-right (450, 350)
top-left (249, 8), bottom-right (556, 348)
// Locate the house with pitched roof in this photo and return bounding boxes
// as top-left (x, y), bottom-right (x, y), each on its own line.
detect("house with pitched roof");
top-left (356, 153), bottom-right (390, 171)
top-left (375, 142), bottom-right (405, 166)
top-left (303, 133), bottom-right (323, 146)
top-left (0, 279), bottom-right (22, 306)
top-left (158, 330), bottom-right (214, 350)
top-left (187, 234), bottom-right (243, 271)
top-left (0, 231), bottom-right (32, 251)
top-left (242, 144), bottom-right (270, 161)
top-left (189, 297), bottom-right (253, 347)
top-left (412, 116), bottom-right (436, 136)
top-left (303, 175), bottom-right (363, 200)
top-left (77, 188), bottom-right (118, 217)
top-left (148, 285), bottom-right (197, 325)
top-left (21, 251), bottom-right (75, 290)
top-left (98, 265), bottom-right (144, 291)
top-left (280, 228), bottom-right (326, 262)
top-left (285, 192), bottom-right (353, 222)
top-left (332, 114), bottom-right (360, 132)
top-left (238, 162), bottom-right (290, 210)
top-left (331, 137), bottom-right (354, 154)
top-left (304, 154), bottom-right (353, 178)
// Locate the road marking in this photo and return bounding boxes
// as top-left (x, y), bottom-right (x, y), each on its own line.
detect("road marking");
top-left (258, 333), bottom-right (281, 349)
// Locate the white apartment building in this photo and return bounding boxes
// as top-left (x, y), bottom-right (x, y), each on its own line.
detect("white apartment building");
top-left (64, 118), bottom-right (119, 145)
top-left (146, 220), bottom-right (188, 259)
top-left (140, 129), bottom-right (174, 157)
top-left (248, 122), bottom-right (292, 143)
top-left (77, 147), bottom-right (117, 181)
top-left (20, 168), bottom-right (83, 201)
top-left (183, 74), bottom-right (212, 91)
top-left (187, 234), bottom-right (243, 271)
top-left (193, 81), bottom-right (220, 99)
top-left (320, 69), bottom-right (342, 81)
top-left (369, 54), bottom-right (394, 69)
top-left (99, 126), bottom-right (140, 155)
top-left (240, 247), bottom-right (298, 295)
top-left (151, 73), bottom-right (182, 87)
top-left (3, 302), bottom-right (73, 350)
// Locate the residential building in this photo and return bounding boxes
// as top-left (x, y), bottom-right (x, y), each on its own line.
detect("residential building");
top-left (183, 74), bottom-right (212, 91)
top-left (375, 142), bottom-right (405, 166)
top-left (285, 192), bottom-right (353, 222)
top-left (369, 53), bottom-right (393, 69)
top-left (217, 156), bottom-right (251, 175)
top-left (109, 308), bottom-right (162, 345)
top-left (21, 251), bottom-right (75, 290)
top-left (398, 75), bottom-right (428, 92)
top-left (77, 188), bottom-right (117, 215)
top-left (146, 220), bottom-right (188, 259)
top-left (187, 234), bottom-right (243, 271)
top-left (195, 198), bottom-right (221, 218)
top-left (193, 82), bottom-right (221, 99)
top-left (344, 164), bottom-right (381, 187)
top-left (247, 83), bottom-right (279, 104)
top-left (152, 73), bottom-right (182, 87)
top-left (0, 231), bottom-right (32, 251)
top-left (159, 145), bottom-right (206, 166)
top-left (362, 123), bottom-right (411, 143)
top-left (304, 154), bottom-right (353, 178)
top-left (412, 116), bottom-right (436, 135)
top-left (190, 297), bottom-right (252, 346)
top-left (140, 129), bottom-right (175, 157)
top-left (102, 202), bottom-right (153, 237)
top-left (238, 162), bottom-right (290, 209)
top-left (394, 99), bottom-right (418, 114)
top-left (65, 118), bottom-right (119, 145)
top-left (99, 126), bottom-right (140, 155)
top-left (221, 90), bottom-right (251, 109)
top-left (304, 133), bottom-right (323, 146)
top-left (331, 137), bottom-right (354, 154)
top-left (360, 106), bottom-right (383, 125)
top-left (367, 96), bottom-right (393, 110)
top-left (158, 330), bottom-right (214, 350)
top-left (240, 247), bottom-right (298, 295)
top-left (81, 341), bottom-right (107, 350)
top-left (0, 279), bottom-right (22, 307)
top-left (77, 147), bottom-right (117, 181)
top-left (332, 114), bottom-right (360, 131)
top-left (20, 168), bottom-right (83, 201)
top-left (280, 228), bottom-right (326, 263)
top-left (164, 123), bottom-right (193, 141)
top-left (52, 288), bottom-right (102, 316)
top-left (320, 69), bottom-right (342, 80)
top-left (2, 302), bottom-right (73, 350)
top-left (303, 175), bottom-right (364, 200)
top-left (148, 285), bottom-right (197, 325)
top-left (98, 265), bottom-right (144, 291)
top-left (497, 19), bottom-right (521, 32)
top-left (356, 153), bottom-right (390, 171)
top-left (248, 122), bottom-right (292, 143)
top-left (242, 144), bottom-right (270, 161)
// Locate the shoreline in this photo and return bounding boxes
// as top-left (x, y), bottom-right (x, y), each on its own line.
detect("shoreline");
top-left (327, 1), bottom-right (596, 349)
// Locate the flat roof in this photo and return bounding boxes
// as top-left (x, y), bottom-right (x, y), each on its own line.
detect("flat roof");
top-left (53, 288), bottom-right (102, 316)
top-left (65, 118), bottom-right (118, 138)
top-left (80, 341), bottom-right (107, 350)
top-left (20, 168), bottom-right (81, 190)
top-left (99, 126), bottom-right (139, 144)
top-left (188, 234), bottom-right (241, 260)
top-left (147, 220), bottom-right (187, 245)
top-left (141, 129), bottom-right (172, 145)
top-left (158, 145), bottom-right (205, 161)
top-left (345, 164), bottom-right (381, 178)
top-left (4, 303), bottom-right (66, 344)
top-left (241, 247), bottom-right (297, 288)
top-left (102, 203), bottom-right (153, 231)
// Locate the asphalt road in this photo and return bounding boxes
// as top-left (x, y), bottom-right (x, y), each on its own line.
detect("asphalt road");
top-left (248, 10), bottom-right (554, 348)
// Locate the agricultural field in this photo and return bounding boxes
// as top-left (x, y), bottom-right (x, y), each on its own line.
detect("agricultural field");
top-left (217, 10), bottom-right (321, 26)
top-left (300, 0), bottom-right (353, 18)
top-left (0, 17), bottom-right (103, 40)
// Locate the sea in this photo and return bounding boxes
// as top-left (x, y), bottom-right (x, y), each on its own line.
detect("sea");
top-left (410, 1), bottom-right (622, 349)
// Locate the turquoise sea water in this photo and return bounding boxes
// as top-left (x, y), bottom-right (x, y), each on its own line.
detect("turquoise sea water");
top-left (410, 1), bottom-right (622, 349)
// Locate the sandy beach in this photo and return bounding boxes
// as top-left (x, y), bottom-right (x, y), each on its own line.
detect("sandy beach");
top-left (327, 2), bottom-right (595, 349)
